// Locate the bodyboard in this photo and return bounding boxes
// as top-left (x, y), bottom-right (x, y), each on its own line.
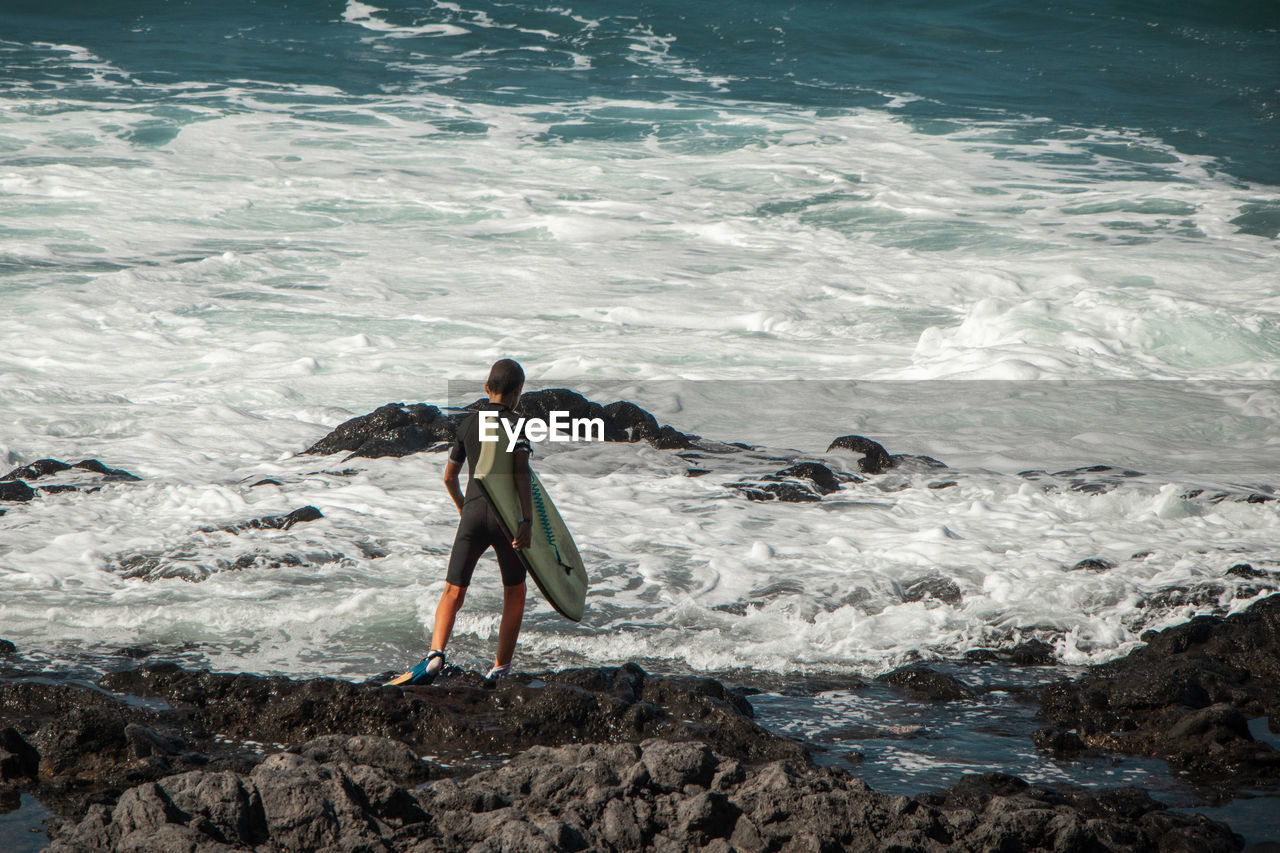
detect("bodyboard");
top-left (473, 427), bottom-right (587, 622)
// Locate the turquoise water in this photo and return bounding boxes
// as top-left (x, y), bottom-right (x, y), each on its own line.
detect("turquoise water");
top-left (3, 0), bottom-right (1278, 186)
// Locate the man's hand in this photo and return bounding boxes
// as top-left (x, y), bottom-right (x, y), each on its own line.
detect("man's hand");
top-left (513, 520), bottom-right (532, 550)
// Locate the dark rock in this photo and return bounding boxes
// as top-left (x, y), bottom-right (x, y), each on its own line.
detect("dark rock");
top-left (2, 458), bottom-right (72, 480)
top-left (222, 505), bottom-right (323, 533)
top-left (827, 435), bottom-right (894, 474)
top-left (1227, 564), bottom-right (1268, 580)
top-left (651, 423), bottom-right (698, 450)
top-left (1071, 557), bottom-right (1116, 572)
top-left (602, 400), bottom-right (661, 442)
top-left (0, 727), bottom-right (40, 782)
top-left (902, 576), bottom-right (963, 606)
top-left (1032, 726), bottom-right (1086, 757)
top-left (249, 478), bottom-right (282, 488)
top-left (1038, 593), bottom-right (1280, 790)
top-left (731, 481), bottom-right (822, 503)
top-left (73, 459), bottom-right (141, 481)
top-left (876, 665), bottom-right (975, 701)
top-left (1139, 583), bottom-right (1228, 615)
top-left (305, 402), bottom-right (458, 459)
top-left (0, 480), bottom-right (35, 502)
top-left (1009, 639), bottom-right (1056, 666)
top-left (58, 737), bottom-right (1237, 853)
top-left (0, 639), bottom-right (15, 656)
top-left (772, 462), bottom-right (842, 495)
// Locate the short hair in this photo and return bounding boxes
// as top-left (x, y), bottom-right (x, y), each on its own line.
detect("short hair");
top-left (487, 358), bottom-right (525, 396)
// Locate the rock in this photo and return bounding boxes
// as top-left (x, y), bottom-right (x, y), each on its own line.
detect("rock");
top-left (220, 505), bottom-right (323, 533)
top-left (731, 481), bottom-right (822, 503)
top-left (1227, 563), bottom-right (1268, 580)
top-left (641, 740), bottom-right (718, 791)
top-left (902, 576), bottom-right (963, 606)
top-left (1009, 639), bottom-right (1056, 666)
top-left (1032, 726), bottom-right (1086, 757)
top-left (772, 463), bottom-right (842, 495)
top-left (1070, 557), bottom-right (1116, 572)
top-left (304, 402), bottom-right (458, 459)
top-left (602, 400), bottom-right (662, 442)
top-left (290, 734), bottom-right (431, 784)
top-left (0, 727), bottom-right (40, 782)
top-left (39, 734), bottom-right (1244, 852)
top-left (1038, 592), bottom-right (1280, 790)
top-left (72, 459), bottom-right (141, 481)
top-left (0, 480), bottom-right (35, 502)
top-left (827, 435), bottom-right (894, 474)
top-left (2, 458), bottom-right (73, 480)
top-left (826, 436), bottom-right (946, 475)
top-left (876, 665), bottom-right (975, 701)
top-left (0, 639), bottom-right (15, 656)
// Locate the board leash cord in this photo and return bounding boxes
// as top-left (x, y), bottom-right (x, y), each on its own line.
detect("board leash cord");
top-left (533, 481), bottom-right (574, 575)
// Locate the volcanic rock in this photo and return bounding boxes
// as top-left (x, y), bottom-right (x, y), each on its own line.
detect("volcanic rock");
top-left (1037, 592), bottom-right (1280, 790)
top-left (876, 665), bottom-right (975, 701)
top-left (46, 740), bottom-right (1242, 853)
top-left (304, 402), bottom-right (458, 459)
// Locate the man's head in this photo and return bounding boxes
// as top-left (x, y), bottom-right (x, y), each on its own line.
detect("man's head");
top-left (485, 358), bottom-right (525, 401)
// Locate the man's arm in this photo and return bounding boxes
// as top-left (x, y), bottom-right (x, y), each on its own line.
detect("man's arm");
top-left (443, 458), bottom-right (464, 514)
top-left (512, 448), bottom-right (533, 550)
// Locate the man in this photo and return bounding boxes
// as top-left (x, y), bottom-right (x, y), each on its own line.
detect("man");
top-left (390, 358), bottom-right (533, 685)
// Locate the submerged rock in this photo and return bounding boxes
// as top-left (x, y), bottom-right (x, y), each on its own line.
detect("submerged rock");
top-left (902, 576), bottom-right (964, 606)
top-left (1037, 592), bottom-right (1280, 791)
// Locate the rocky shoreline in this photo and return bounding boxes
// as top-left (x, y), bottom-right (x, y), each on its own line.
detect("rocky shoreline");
top-left (3, 392), bottom-right (1278, 849)
top-left (5, 594), bottom-right (1280, 851)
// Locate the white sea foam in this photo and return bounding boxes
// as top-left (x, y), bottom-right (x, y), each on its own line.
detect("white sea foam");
top-left (0, 41), bottom-right (1276, 680)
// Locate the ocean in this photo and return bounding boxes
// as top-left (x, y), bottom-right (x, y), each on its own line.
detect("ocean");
top-left (2, 0), bottom-right (1279, 844)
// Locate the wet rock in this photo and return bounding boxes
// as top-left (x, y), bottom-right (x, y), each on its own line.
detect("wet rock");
top-left (248, 478), bottom-right (282, 488)
top-left (1010, 639), bottom-right (1056, 666)
top-left (772, 462), bottom-right (842, 495)
top-left (827, 435), bottom-right (894, 473)
top-left (0, 639), bottom-right (15, 656)
top-left (826, 435), bottom-right (946, 475)
top-left (1227, 563), bottom-right (1268, 580)
top-left (2, 458), bottom-right (73, 480)
top-left (730, 481), bottom-right (822, 503)
top-left (72, 459), bottom-right (141, 481)
top-left (1031, 726), bottom-right (1086, 757)
top-left (602, 399), bottom-right (662, 442)
top-left (1070, 557), bottom-right (1116, 572)
top-left (1038, 592), bottom-right (1280, 790)
top-left (304, 402), bottom-right (458, 459)
top-left (0, 727), bottom-right (40, 782)
top-left (902, 576), bottom-right (963, 606)
top-left (876, 665), bottom-right (975, 701)
top-left (0, 480), bottom-right (35, 502)
top-left (220, 505), bottom-right (324, 533)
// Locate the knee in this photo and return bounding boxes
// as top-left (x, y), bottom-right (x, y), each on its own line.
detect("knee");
top-left (441, 583), bottom-right (467, 605)
top-left (503, 582), bottom-right (526, 601)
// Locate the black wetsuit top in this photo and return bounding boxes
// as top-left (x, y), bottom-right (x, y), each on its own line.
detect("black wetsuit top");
top-left (445, 403), bottom-right (531, 588)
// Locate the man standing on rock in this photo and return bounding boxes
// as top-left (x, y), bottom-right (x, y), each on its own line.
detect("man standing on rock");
top-left (389, 358), bottom-right (533, 686)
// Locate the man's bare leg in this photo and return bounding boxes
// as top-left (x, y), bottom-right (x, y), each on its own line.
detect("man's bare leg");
top-left (427, 582), bottom-right (468, 675)
top-left (493, 581), bottom-right (526, 671)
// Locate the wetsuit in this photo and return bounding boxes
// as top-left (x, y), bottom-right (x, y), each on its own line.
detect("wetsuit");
top-left (446, 402), bottom-right (531, 588)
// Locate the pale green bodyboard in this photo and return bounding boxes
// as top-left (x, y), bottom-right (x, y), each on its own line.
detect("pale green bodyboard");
top-left (473, 426), bottom-right (587, 622)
